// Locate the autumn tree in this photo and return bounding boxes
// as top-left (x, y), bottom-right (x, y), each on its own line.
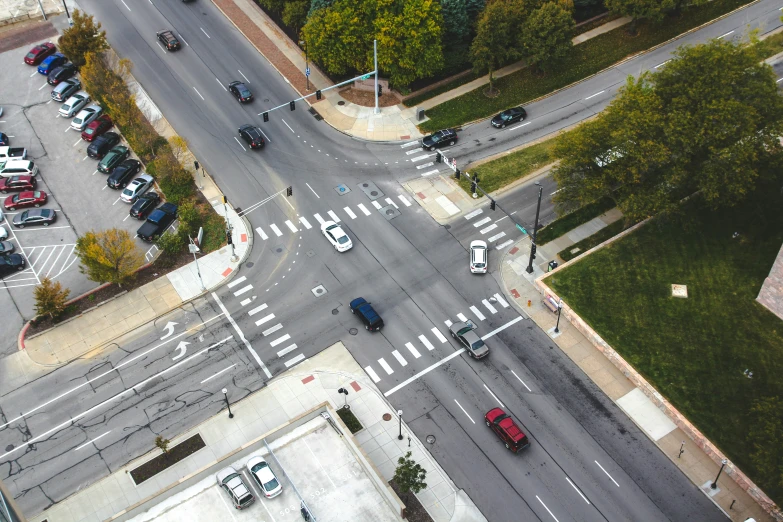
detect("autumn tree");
top-left (58, 9), bottom-right (109, 67)
top-left (521, 2), bottom-right (574, 73)
top-left (33, 277), bottom-right (71, 319)
top-left (604, 0), bottom-right (675, 34)
top-left (283, 1), bottom-right (309, 35)
top-left (302, 0), bottom-right (375, 77)
top-left (393, 452), bottom-right (427, 504)
top-left (469, 0), bottom-right (523, 95)
top-left (75, 229), bottom-right (145, 287)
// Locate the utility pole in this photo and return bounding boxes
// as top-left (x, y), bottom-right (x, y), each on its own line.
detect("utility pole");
top-left (373, 39), bottom-right (379, 115)
top-left (526, 182), bottom-right (543, 274)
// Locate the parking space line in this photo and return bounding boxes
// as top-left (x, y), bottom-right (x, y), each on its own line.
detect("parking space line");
top-left (13, 226), bottom-right (71, 232)
top-left (73, 137), bottom-right (82, 147)
top-left (216, 77), bottom-right (227, 90)
top-left (45, 245), bottom-right (67, 278)
top-left (233, 137), bottom-right (246, 151)
top-left (38, 82), bottom-right (48, 91)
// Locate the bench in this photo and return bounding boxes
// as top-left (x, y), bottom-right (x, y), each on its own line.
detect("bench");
top-left (543, 294), bottom-right (560, 313)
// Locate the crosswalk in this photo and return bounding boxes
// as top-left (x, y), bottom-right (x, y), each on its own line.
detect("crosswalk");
top-left (463, 207), bottom-right (519, 251)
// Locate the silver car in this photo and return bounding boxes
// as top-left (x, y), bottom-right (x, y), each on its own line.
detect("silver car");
top-left (120, 174), bottom-right (154, 203)
top-left (216, 466), bottom-right (255, 510)
top-left (246, 456), bottom-right (282, 499)
top-left (59, 91), bottom-right (90, 118)
top-left (52, 78), bottom-right (82, 102)
top-left (70, 104), bottom-right (102, 131)
top-left (449, 320), bottom-right (489, 359)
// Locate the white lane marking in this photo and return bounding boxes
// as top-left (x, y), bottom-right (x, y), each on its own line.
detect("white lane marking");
top-left (357, 203), bottom-right (371, 216)
top-left (179, 35), bottom-right (189, 47)
top-left (536, 496), bottom-right (560, 522)
top-left (262, 323), bottom-right (283, 336)
top-left (510, 370), bottom-right (531, 391)
top-left (418, 335), bottom-right (435, 351)
top-left (75, 431), bottom-right (112, 451)
top-left (258, 128), bottom-right (271, 143)
top-left (193, 87), bottom-right (205, 100)
top-left (269, 224), bottom-right (283, 237)
top-left (233, 285), bottom-right (252, 297)
top-left (654, 60), bottom-right (670, 69)
top-left (481, 316), bottom-right (523, 340)
top-left (212, 294), bottom-right (271, 377)
top-left (306, 182), bottom-right (319, 198)
top-left (454, 399), bottom-right (475, 424)
top-left (470, 306), bottom-right (486, 321)
top-left (281, 119), bottom-right (294, 133)
top-left (456, 313), bottom-right (467, 322)
top-left (270, 334), bottom-right (291, 347)
top-left (200, 364), bottom-right (236, 384)
top-left (595, 461), bottom-right (620, 487)
top-left (480, 224), bottom-right (498, 234)
top-left (482, 299), bottom-right (498, 314)
top-left (216, 77), bottom-right (227, 90)
top-left (248, 303), bottom-right (268, 316)
top-left (484, 385), bottom-right (505, 408)
top-left (313, 213), bottom-right (326, 225)
top-left (120, 0), bottom-right (131, 10)
top-left (585, 90), bottom-right (605, 100)
top-left (255, 313), bottom-right (275, 326)
top-left (392, 350), bottom-right (407, 366)
top-left (371, 200), bottom-right (382, 210)
top-left (494, 293), bottom-right (510, 308)
top-left (227, 276), bottom-right (247, 289)
top-left (299, 216), bottom-right (312, 229)
top-left (385, 197), bottom-right (399, 209)
top-left (718, 30), bottom-right (734, 39)
top-left (420, 169), bottom-right (439, 177)
top-left (398, 195), bottom-right (412, 207)
top-left (378, 358), bottom-right (394, 375)
top-left (200, 27), bottom-right (211, 38)
top-left (239, 298), bottom-right (252, 306)
top-left (431, 328), bottom-right (448, 343)
top-left (416, 162), bottom-right (435, 169)
top-left (255, 226), bottom-right (268, 240)
top-left (285, 220), bottom-right (298, 233)
top-left (509, 122), bottom-right (531, 131)
top-left (444, 319), bottom-right (453, 328)
top-left (496, 239), bottom-right (514, 250)
top-left (284, 353), bottom-right (306, 368)
top-left (488, 231), bottom-right (506, 242)
top-left (473, 216), bottom-right (491, 227)
top-left (343, 207), bottom-right (357, 219)
top-left (566, 477), bottom-right (590, 504)
top-left (405, 342), bottom-right (421, 359)
top-left (401, 140), bottom-right (419, 148)
top-left (13, 225), bottom-right (70, 232)
top-left (409, 154), bottom-right (430, 162)
top-left (239, 70), bottom-right (250, 83)
top-left (365, 366), bottom-right (381, 383)
top-left (465, 209), bottom-right (483, 220)
top-left (327, 210), bottom-right (340, 222)
top-left (277, 343), bottom-right (298, 357)
top-left (234, 137), bottom-right (246, 151)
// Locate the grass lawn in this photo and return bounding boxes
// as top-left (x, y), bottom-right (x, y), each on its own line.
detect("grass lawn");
top-left (418, 0), bottom-right (756, 133)
top-left (536, 196), bottom-right (616, 245)
top-left (546, 188), bottom-right (783, 504)
top-left (460, 138), bottom-right (559, 195)
top-left (557, 218), bottom-right (627, 261)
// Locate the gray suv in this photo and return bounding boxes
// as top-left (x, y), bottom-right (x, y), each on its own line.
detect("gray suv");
top-left (449, 320), bottom-right (489, 359)
top-left (216, 466), bottom-right (255, 509)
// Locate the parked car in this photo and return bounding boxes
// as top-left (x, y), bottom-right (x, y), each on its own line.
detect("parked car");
top-left (157, 30), bottom-right (181, 51)
top-left (321, 220), bottom-right (352, 252)
top-left (24, 42), bottom-right (56, 65)
top-left (98, 145), bottom-right (130, 173)
top-left (120, 174), bottom-right (154, 203)
top-left (238, 124), bottom-right (264, 149)
top-left (58, 91), bottom-right (91, 118)
top-left (13, 208), bottom-right (56, 228)
top-left (0, 241), bottom-right (15, 255)
top-left (0, 175), bottom-right (36, 193)
top-left (491, 107), bottom-right (527, 128)
top-left (51, 78), bottom-right (82, 102)
top-left (137, 202), bottom-right (177, 242)
top-left (0, 226), bottom-right (7, 240)
top-left (87, 132), bottom-right (121, 159)
top-left (246, 456), bottom-right (282, 499)
top-left (0, 146), bottom-right (27, 161)
top-left (448, 320), bottom-right (488, 359)
top-left (129, 191), bottom-right (160, 219)
top-left (107, 159), bottom-right (141, 189)
top-left (485, 408), bottom-right (531, 452)
top-left (469, 240), bottom-right (487, 274)
top-left (420, 128), bottom-right (457, 150)
top-left (81, 114), bottom-right (113, 142)
top-left (0, 133), bottom-right (9, 146)
top-left (4, 190), bottom-right (47, 211)
top-left (37, 53), bottom-right (66, 75)
top-left (0, 254), bottom-right (25, 279)
top-left (216, 467), bottom-right (255, 510)
top-left (349, 297), bottom-right (383, 331)
top-left (47, 63), bottom-right (77, 85)
top-left (71, 105), bottom-right (102, 131)
top-left (0, 160), bottom-right (39, 178)
top-left (228, 81), bottom-right (253, 103)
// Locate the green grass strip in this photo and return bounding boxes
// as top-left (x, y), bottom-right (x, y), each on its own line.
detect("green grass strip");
top-left (557, 219), bottom-right (626, 261)
top-left (756, 31), bottom-right (783, 60)
top-left (461, 139), bottom-right (559, 195)
top-left (536, 196), bottom-right (616, 245)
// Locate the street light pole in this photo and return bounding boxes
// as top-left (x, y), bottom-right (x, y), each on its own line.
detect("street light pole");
top-left (554, 299), bottom-right (563, 333)
top-left (299, 38), bottom-right (309, 91)
top-left (397, 409), bottom-right (403, 440)
top-left (711, 459), bottom-right (728, 489)
top-left (525, 182), bottom-right (543, 274)
top-left (222, 388), bottom-right (234, 419)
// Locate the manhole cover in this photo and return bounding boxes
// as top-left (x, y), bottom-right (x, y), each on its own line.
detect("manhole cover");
top-left (276, 247), bottom-right (283, 253)
top-left (306, 250), bottom-right (316, 257)
top-left (380, 205), bottom-right (401, 220)
top-left (426, 435), bottom-right (436, 444)
top-left (362, 183), bottom-right (369, 187)
top-left (334, 184), bottom-right (351, 195)
top-left (382, 413), bottom-right (392, 421)
top-left (370, 190), bottom-right (378, 197)
top-left (349, 328), bottom-right (358, 335)
top-left (331, 308), bottom-right (339, 315)
top-left (5, 444), bottom-right (13, 452)
top-left (311, 285), bottom-right (327, 297)
top-left (358, 181), bottom-right (384, 200)
top-left (337, 100), bottom-right (345, 106)
top-left (245, 262), bottom-right (254, 268)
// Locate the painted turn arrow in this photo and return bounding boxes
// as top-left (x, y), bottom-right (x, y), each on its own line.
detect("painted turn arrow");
top-left (172, 341), bottom-right (190, 361)
top-left (160, 321), bottom-right (178, 340)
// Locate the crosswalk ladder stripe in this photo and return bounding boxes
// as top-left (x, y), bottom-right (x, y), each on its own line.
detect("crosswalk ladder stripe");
top-left (378, 358), bottom-right (394, 375)
top-left (398, 195), bottom-right (412, 207)
top-left (270, 224), bottom-right (283, 237)
top-left (255, 227), bottom-right (268, 240)
top-left (227, 276), bottom-right (246, 289)
top-left (313, 213), bottom-right (326, 225)
top-left (248, 303), bottom-right (268, 316)
top-left (392, 350), bottom-right (408, 366)
top-left (299, 216), bottom-right (313, 229)
top-left (358, 203), bottom-right (372, 216)
top-left (470, 306), bottom-right (486, 321)
top-left (269, 333), bottom-right (291, 347)
top-left (482, 299), bottom-right (498, 314)
top-left (344, 207), bottom-right (357, 219)
top-left (365, 366), bottom-right (381, 383)
top-left (405, 342), bottom-right (422, 358)
top-left (418, 335), bottom-right (435, 351)
top-left (456, 313), bottom-right (467, 322)
top-left (431, 328), bottom-right (448, 343)
top-left (255, 313), bottom-right (276, 326)
top-left (327, 210), bottom-right (341, 222)
top-left (285, 220), bottom-right (298, 232)
top-left (494, 293), bottom-right (510, 308)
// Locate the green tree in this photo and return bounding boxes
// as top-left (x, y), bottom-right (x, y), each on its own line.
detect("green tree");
top-left (440, 0), bottom-right (471, 41)
top-left (33, 277), bottom-right (70, 319)
top-left (256, 0), bottom-right (285, 15)
top-left (393, 452), bottom-right (427, 504)
top-left (58, 10), bottom-right (109, 67)
top-left (155, 435), bottom-right (171, 455)
top-left (302, 0), bottom-right (375, 76)
top-left (158, 167), bottom-right (196, 204)
top-left (308, 0), bottom-right (335, 17)
top-left (748, 397), bottom-right (783, 495)
top-left (521, 2), bottom-right (574, 73)
top-left (155, 231), bottom-right (186, 267)
top-left (283, 0), bottom-right (309, 35)
top-left (75, 229), bottom-right (145, 287)
top-left (469, 0), bottom-right (523, 95)
top-left (604, 0), bottom-right (675, 34)
top-left (175, 200), bottom-right (203, 241)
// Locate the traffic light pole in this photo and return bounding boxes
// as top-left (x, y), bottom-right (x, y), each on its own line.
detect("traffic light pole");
top-left (525, 182), bottom-right (543, 274)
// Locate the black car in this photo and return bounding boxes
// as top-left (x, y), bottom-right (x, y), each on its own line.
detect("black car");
top-left (238, 124), bottom-right (265, 149)
top-left (0, 254), bottom-right (25, 278)
top-left (0, 133), bottom-right (9, 146)
top-left (87, 132), bottom-right (121, 159)
top-left (157, 30), bottom-right (181, 51)
top-left (491, 106), bottom-right (527, 128)
top-left (47, 63), bottom-right (77, 85)
top-left (0, 241), bottom-right (15, 255)
top-left (107, 159), bottom-right (141, 189)
top-left (13, 208), bottom-right (56, 228)
top-left (349, 297), bottom-right (383, 332)
top-left (420, 128), bottom-right (457, 150)
top-left (228, 81), bottom-right (253, 103)
top-left (130, 191), bottom-right (160, 219)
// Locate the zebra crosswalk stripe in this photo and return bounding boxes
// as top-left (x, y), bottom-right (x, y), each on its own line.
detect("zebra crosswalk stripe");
top-left (313, 213), bottom-right (326, 225)
top-left (418, 335), bottom-right (435, 351)
top-left (344, 207), bottom-right (357, 219)
top-left (431, 328), bottom-right (448, 343)
top-left (482, 299), bottom-right (498, 314)
top-left (470, 306), bottom-right (486, 321)
top-left (327, 210), bottom-right (341, 222)
top-left (285, 220), bottom-right (298, 233)
top-left (405, 342), bottom-right (421, 358)
top-left (398, 195), bottom-right (412, 207)
top-left (392, 350), bottom-right (408, 366)
top-left (255, 227), bottom-right (268, 240)
top-left (270, 224), bottom-right (283, 237)
top-left (358, 203), bottom-right (372, 216)
top-left (299, 216), bottom-right (312, 229)
top-left (378, 358), bottom-right (394, 375)
top-left (365, 366), bottom-right (381, 383)
top-left (494, 293), bottom-right (510, 308)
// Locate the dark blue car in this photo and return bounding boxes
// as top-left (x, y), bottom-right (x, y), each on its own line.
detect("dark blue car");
top-left (349, 297), bottom-right (384, 332)
top-left (37, 53), bottom-right (66, 75)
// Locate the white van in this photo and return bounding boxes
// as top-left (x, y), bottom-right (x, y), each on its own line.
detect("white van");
top-left (0, 159), bottom-right (39, 178)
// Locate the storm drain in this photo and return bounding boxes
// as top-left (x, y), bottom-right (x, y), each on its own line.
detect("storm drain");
top-left (380, 205), bottom-right (401, 220)
top-left (308, 107), bottom-right (323, 121)
top-left (358, 181), bottom-right (384, 201)
top-left (306, 250), bottom-right (316, 257)
top-left (312, 285), bottom-right (327, 297)
top-left (334, 184), bottom-right (351, 195)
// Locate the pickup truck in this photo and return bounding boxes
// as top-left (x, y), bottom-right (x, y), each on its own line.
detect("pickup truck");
top-left (136, 202), bottom-right (177, 242)
top-left (0, 147), bottom-right (27, 161)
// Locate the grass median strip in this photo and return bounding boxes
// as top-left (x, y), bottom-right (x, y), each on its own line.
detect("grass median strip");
top-left (461, 139), bottom-right (559, 195)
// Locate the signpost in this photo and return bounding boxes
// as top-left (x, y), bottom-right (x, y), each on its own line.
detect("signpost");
top-left (305, 67), bottom-right (310, 77)
top-left (516, 223), bottom-right (528, 235)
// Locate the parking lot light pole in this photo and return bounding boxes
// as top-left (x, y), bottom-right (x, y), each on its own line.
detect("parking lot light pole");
top-left (525, 181), bottom-right (543, 274)
top-left (397, 410), bottom-right (403, 440)
top-left (711, 459), bottom-right (727, 489)
top-left (222, 388), bottom-right (234, 419)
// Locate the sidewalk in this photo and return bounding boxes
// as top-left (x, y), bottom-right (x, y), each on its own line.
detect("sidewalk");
top-left (29, 343), bottom-right (484, 522)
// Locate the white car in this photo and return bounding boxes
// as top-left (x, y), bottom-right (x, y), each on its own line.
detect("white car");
top-left (70, 104), bottom-right (102, 131)
top-left (246, 456), bottom-right (282, 499)
top-left (0, 225), bottom-right (7, 240)
top-left (321, 220), bottom-right (352, 252)
top-left (58, 91), bottom-right (90, 118)
top-left (469, 240), bottom-right (487, 274)
top-left (120, 174), bottom-right (154, 203)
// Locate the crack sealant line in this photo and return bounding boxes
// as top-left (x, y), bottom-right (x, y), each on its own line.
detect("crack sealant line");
top-left (212, 292), bottom-right (272, 379)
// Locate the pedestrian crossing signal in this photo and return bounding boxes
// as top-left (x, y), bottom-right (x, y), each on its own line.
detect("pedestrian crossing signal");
top-left (263, 112), bottom-right (269, 122)
top-left (316, 90), bottom-right (322, 100)
top-left (435, 152), bottom-right (442, 163)
top-left (490, 199), bottom-right (496, 211)
top-left (471, 181), bottom-right (477, 193)
top-left (286, 186), bottom-right (293, 197)
top-left (289, 101), bottom-right (295, 111)
top-left (454, 168), bottom-right (460, 180)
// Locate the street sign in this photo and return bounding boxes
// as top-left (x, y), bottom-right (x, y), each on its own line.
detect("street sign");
top-left (361, 74), bottom-right (371, 80)
top-left (516, 223), bottom-right (528, 235)
top-left (305, 67), bottom-right (311, 77)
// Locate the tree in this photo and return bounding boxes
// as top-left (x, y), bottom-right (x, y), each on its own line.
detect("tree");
top-left (256, 0), bottom-right (285, 15)
top-left (58, 10), bottom-right (109, 67)
top-left (155, 435), bottom-right (171, 455)
top-left (75, 229), bottom-right (145, 287)
top-left (175, 200), bottom-right (203, 241)
top-left (158, 166), bottom-right (196, 204)
top-left (469, 0), bottom-right (523, 95)
top-left (33, 277), bottom-right (70, 319)
top-left (604, 0), bottom-right (675, 34)
top-left (282, 0), bottom-right (309, 35)
top-left (440, 0), bottom-right (471, 41)
top-left (155, 231), bottom-right (186, 267)
top-left (393, 452), bottom-right (427, 503)
top-left (308, 0), bottom-right (335, 17)
top-left (168, 136), bottom-right (189, 165)
top-left (521, 2), bottom-right (574, 73)
top-left (302, 0), bottom-right (375, 77)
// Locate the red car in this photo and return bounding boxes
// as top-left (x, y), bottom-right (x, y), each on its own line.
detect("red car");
top-left (485, 408), bottom-right (531, 453)
top-left (0, 176), bottom-right (37, 194)
top-left (24, 42), bottom-right (56, 65)
top-left (4, 190), bottom-right (47, 211)
top-left (81, 114), bottom-right (113, 142)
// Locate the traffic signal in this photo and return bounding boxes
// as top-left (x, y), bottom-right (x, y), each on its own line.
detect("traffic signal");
top-left (289, 101), bottom-right (295, 111)
top-left (454, 168), bottom-right (460, 180)
top-left (226, 230), bottom-right (233, 245)
top-left (286, 186), bottom-right (293, 197)
top-left (193, 160), bottom-right (200, 171)
top-left (316, 90), bottom-right (322, 100)
top-left (471, 181), bottom-right (477, 193)
top-left (263, 112), bottom-right (269, 122)
top-left (435, 152), bottom-right (442, 163)
top-left (490, 199), bottom-right (496, 211)
top-left (378, 85), bottom-right (383, 96)
top-left (530, 243), bottom-right (537, 260)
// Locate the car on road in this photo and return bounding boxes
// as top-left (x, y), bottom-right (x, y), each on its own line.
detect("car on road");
top-left (71, 104), bottom-right (103, 131)
top-left (228, 81), bottom-right (253, 103)
top-left (246, 456), bottom-right (282, 499)
top-left (87, 132), bottom-right (121, 159)
top-left (0, 175), bottom-right (36, 193)
top-left (47, 63), bottom-right (77, 85)
top-left (121, 174), bottom-right (154, 203)
top-left (321, 220), bottom-right (352, 252)
top-left (24, 42), bottom-right (56, 65)
top-left (469, 240), bottom-right (487, 274)
top-left (485, 408), bottom-right (530, 452)
top-left (4, 190), bottom-right (47, 211)
top-left (98, 144), bottom-right (129, 172)
top-left (216, 466), bottom-right (255, 510)
top-left (52, 78), bottom-right (82, 102)
top-left (58, 91), bottom-right (91, 118)
top-left (0, 254), bottom-right (25, 278)
top-left (107, 159), bottom-right (141, 189)
top-left (81, 114), bottom-right (113, 142)
top-left (491, 106), bottom-right (527, 128)
top-left (130, 191), bottom-right (160, 219)
top-left (448, 320), bottom-right (489, 359)
top-left (37, 52), bottom-right (66, 75)
top-left (0, 160), bottom-right (39, 178)
top-left (0, 241), bottom-right (15, 255)
top-left (420, 128), bottom-right (457, 150)
top-left (238, 124), bottom-right (265, 149)
top-left (349, 297), bottom-right (383, 331)
top-left (157, 30), bottom-right (181, 51)
top-left (13, 208), bottom-right (56, 228)
top-left (0, 133), bottom-right (9, 146)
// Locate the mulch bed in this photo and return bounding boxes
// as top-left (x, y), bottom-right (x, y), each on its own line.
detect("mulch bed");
top-left (0, 19), bottom-right (58, 54)
top-left (390, 480), bottom-right (434, 522)
top-left (336, 406), bottom-right (363, 433)
top-left (130, 434), bottom-right (206, 485)
top-left (338, 88), bottom-right (401, 108)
